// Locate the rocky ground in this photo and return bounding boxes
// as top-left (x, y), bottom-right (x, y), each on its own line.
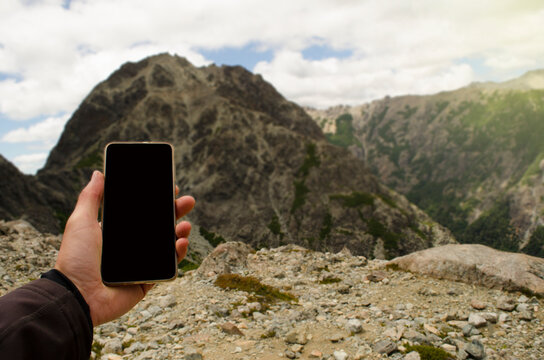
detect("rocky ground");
top-left (1, 220), bottom-right (542, 360)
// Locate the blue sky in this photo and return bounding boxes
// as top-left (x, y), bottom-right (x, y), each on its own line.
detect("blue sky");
top-left (1, 0), bottom-right (543, 174)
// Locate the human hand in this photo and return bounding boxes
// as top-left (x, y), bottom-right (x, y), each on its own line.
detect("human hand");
top-left (54, 170), bottom-right (195, 326)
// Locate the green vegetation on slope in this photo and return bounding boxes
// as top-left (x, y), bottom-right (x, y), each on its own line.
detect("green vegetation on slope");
top-left (200, 227), bottom-right (225, 247)
top-left (325, 113), bottom-right (360, 148)
top-left (460, 199), bottom-right (519, 252)
top-left (522, 225), bottom-right (544, 257)
top-left (291, 143), bottom-right (320, 213)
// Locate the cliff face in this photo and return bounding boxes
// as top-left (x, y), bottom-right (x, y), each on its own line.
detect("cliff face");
top-left (308, 71), bottom-right (544, 256)
top-left (24, 53), bottom-right (454, 259)
top-left (0, 155), bottom-right (61, 233)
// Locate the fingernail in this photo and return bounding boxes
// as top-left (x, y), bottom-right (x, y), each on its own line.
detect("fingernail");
top-left (91, 170), bottom-right (99, 181)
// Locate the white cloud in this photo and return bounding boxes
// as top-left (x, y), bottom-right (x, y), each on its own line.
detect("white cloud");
top-left (1, 114), bottom-right (68, 145)
top-left (254, 51), bottom-right (475, 108)
top-left (12, 152), bottom-right (48, 174)
top-left (0, 0), bottom-right (542, 127)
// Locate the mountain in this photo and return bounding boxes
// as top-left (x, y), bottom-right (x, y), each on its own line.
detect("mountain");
top-left (4, 53), bottom-right (455, 259)
top-left (307, 70), bottom-right (544, 256)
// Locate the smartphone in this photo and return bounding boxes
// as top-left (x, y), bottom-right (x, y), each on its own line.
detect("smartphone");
top-left (101, 142), bottom-right (177, 285)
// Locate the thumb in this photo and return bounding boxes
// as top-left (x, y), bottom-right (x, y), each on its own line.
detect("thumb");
top-left (73, 170), bottom-right (104, 221)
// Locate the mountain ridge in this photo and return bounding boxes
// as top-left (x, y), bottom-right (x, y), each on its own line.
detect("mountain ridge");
top-left (308, 70), bottom-right (544, 256)
top-left (1, 53), bottom-right (455, 259)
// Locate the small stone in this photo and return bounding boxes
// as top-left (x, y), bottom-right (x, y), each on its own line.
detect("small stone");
top-left (497, 296), bottom-right (516, 311)
top-left (103, 355), bottom-right (123, 360)
top-left (233, 347), bottom-right (242, 353)
top-left (329, 332), bottom-right (345, 342)
top-left (404, 351), bottom-right (421, 360)
top-left (252, 311), bottom-right (266, 321)
top-left (159, 294), bottom-right (177, 308)
top-left (498, 313), bottom-right (511, 323)
top-left (441, 344), bottom-right (456, 354)
top-left (103, 338), bottom-right (122, 354)
top-left (373, 339), bottom-right (397, 354)
top-left (346, 319), bottom-right (363, 334)
top-left (480, 312), bottom-right (497, 323)
top-left (124, 341), bottom-right (145, 354)
top-left (285, 350), bottom-right (296, 359)
top-left (465, 339), bottom-right (485, 359)
top-left (184, 350), bottom-right (203, 360)
top-left (518, 294), bottom-right (529, 303)
top-left (516, 303), bottom-right (529, 312)
top-left (423, 323), bottom-right (440, 336)
top-left (403, 329), bottom-right (427, 344)
top-left (519, 310), bottom-right (533, 321)
top-left (333, 350), bottom-right (349, 360)
top-left (309, 350), bottom-right (323, 358)
top-left (468, 313), bottom-right (487, 328)
top-left (462, 324), bottom-right (480, 337)
top-left (367, 271), bottom-right (387, 282)
top-left (221, 322), bottom-right (244, 336)
top-left (247, 302), bottom-right (262, 312)
top-left (291, 344), bottom-right (304, 353)
top-left (285, 329), bottom-right (308, 345)
top-left (470, 299), bottom-right (487, 310)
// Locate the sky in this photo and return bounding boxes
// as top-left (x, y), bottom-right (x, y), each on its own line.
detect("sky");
top-left (1, 0), bottom-right (543, 174)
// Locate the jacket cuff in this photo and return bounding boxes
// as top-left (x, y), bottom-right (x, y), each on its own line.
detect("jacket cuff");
top-left (41, 269), bottom-right (93, 332)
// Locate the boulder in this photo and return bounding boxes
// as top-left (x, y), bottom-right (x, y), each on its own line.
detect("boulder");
top-left (195, 241), bottom-right (253, 276)
top-left (387, 244), bottom-right (544, 296)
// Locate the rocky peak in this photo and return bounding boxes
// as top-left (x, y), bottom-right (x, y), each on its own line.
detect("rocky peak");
top-left (8, 54), bottom-right (456, 258)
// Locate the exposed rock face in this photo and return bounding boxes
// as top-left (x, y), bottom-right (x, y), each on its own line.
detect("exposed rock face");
top-left (0, 155), bottom-right (61, 233)
top-left (388, 244), bottom-right (544, 296)
top-left (12, 53), bottom-right (455, 258)
top-left (307, 71), bottom-right (544, 256)
top-left (195, 241), bottom-right (253, 276)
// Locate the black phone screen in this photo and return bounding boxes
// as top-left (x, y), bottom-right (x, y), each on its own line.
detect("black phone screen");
top-left (101, 142), bottom-right (177, 284)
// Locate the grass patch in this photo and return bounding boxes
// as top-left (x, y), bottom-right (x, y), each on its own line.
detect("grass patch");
top-left (330, 192), bottom-right (374, 207)
top-left (267, 215), bottom-right (285, 240)
top-left (260, 329), bottom-right (277, 339)
top-left (177, 259), bottom-right (199, 272)
top-left (404, 344), bottom-right (454, 360)
top-left (385, 263), bottom-right (401, 271)
top-left (319, 277), bottom-right (342, 284)
top-left (200, 227), bottom-right (225, 247)
top-left (75, 150), bottom-right (103, 169)
top-left (91, 342), bottom-right (104, 358)
top-left (215, 274), bottom-right (297, 303)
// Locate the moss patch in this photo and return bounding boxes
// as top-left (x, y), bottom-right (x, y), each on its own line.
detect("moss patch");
top-left (319, 277), bottom-right (342, 284)
top-left (215, 274), bottom-right (297, 303)
top-left (404, 344), bottom-right (454, 360)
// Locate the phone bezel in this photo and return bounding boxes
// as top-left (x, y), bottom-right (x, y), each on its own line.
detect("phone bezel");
top-left (101, 141), bottom-right (178, 286)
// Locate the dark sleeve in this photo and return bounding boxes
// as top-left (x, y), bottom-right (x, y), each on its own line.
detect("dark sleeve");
top-left (0, 278), bottom-right (93, 359)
